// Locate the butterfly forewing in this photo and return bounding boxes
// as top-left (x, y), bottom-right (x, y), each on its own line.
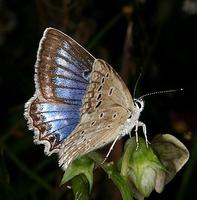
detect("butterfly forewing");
top-left (36, 28), bottom-right (95, 103)
top-left (25, 28), bottom-right (95, 154)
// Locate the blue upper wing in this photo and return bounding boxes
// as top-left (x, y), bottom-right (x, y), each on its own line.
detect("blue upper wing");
top-left (25, 28), bottom-right (95, 154)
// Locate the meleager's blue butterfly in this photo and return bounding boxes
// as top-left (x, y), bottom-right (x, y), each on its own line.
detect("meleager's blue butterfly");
top-left (24, 28), bottom-right (147, 170)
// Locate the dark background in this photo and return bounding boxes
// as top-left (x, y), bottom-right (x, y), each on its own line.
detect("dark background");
top-left (0, 0), bottom-right (197, 199)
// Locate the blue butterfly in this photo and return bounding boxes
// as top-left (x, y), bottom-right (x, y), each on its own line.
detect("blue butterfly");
top-left (24, 28), bottom-right (146, 170)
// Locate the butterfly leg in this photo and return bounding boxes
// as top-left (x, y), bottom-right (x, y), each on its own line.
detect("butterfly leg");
top-left (134, 124), bottom-right (139, 150)
top-left (138, 121), bottom-right (150, 148)
top-left (102, 134), bottom-right (120, 164)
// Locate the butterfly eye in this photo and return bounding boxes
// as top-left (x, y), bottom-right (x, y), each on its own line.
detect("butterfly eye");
top-left (135, 101), bottom-right (141, 108)
top-left (134, 99), bottom-right (144, 111)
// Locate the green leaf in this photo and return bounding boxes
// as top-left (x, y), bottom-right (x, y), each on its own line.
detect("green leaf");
top-left (60, 156), bottom-right (94, 192)
top-left (71, 175), bottom-right (89, 200)
top-left (88, 152), bottom-right (133, 200)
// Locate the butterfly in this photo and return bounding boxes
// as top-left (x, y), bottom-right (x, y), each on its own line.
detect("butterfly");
top-left (24, 28), bottom-right (147, 170)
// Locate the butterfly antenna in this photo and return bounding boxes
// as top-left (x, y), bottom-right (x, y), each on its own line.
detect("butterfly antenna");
top-left (133, 73), bottom-right (142, 98)
top-left (139, 88), bottom-right (184, 99)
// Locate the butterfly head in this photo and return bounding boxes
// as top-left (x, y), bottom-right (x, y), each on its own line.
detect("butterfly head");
top-left (133, 98), bottom-right (144, 112)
